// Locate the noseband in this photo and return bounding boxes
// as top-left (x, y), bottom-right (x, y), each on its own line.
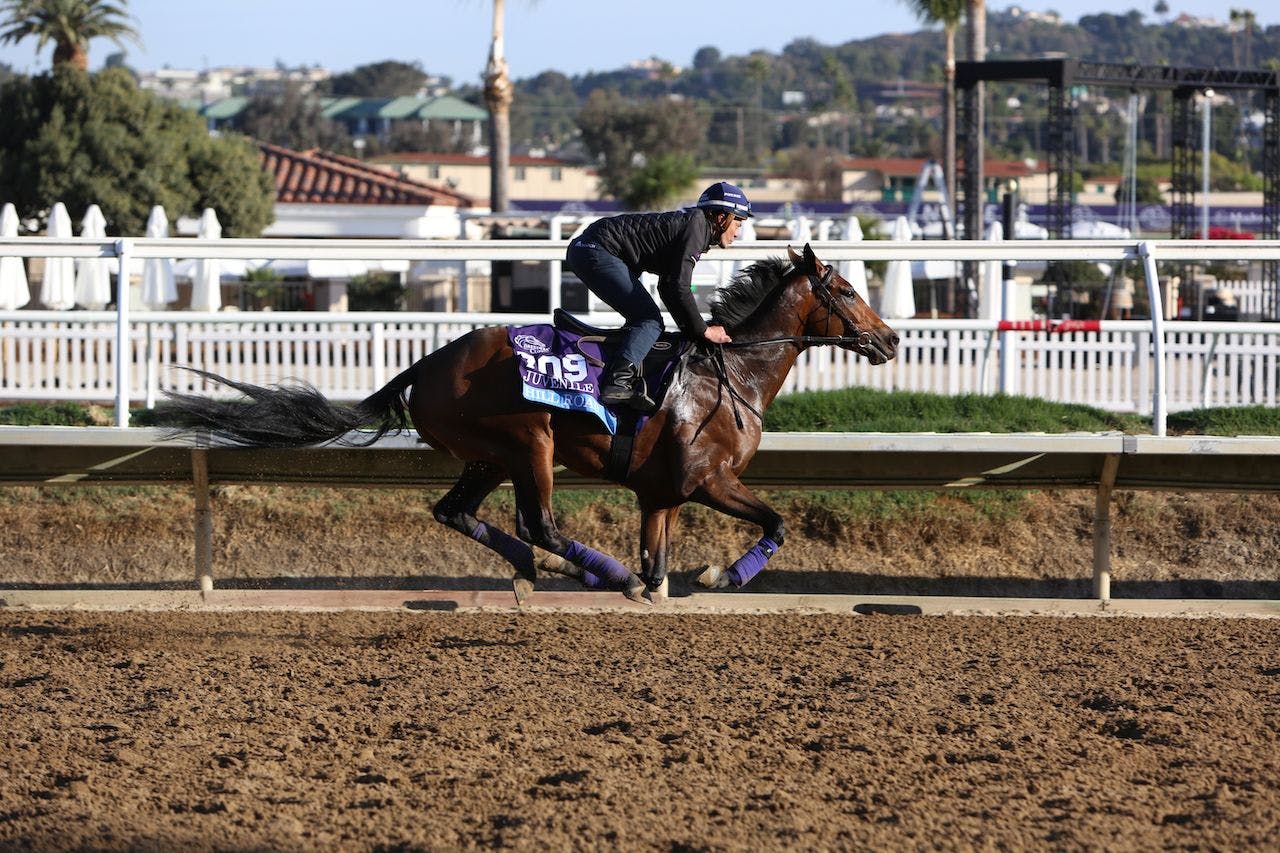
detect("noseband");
top-left (807, 266), bottom-right (873, 350)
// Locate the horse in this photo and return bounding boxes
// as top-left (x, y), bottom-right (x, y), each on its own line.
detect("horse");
top-left (159, 243), bottom-right (898, 604)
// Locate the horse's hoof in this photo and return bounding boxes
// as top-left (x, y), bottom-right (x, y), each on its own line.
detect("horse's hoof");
top-left (695, 565), bottom-right (732, 589)
top-left (512, 576), bottom-right (535, 606)
top-left (623, 573), bottom-right (652, 606)
top-left (535, 553), bottom-right (566, 573)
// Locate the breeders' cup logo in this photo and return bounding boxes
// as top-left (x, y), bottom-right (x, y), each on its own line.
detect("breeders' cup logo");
top-left (513, 334), bottom-right (549, 354)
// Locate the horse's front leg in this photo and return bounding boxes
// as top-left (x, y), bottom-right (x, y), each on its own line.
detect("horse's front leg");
top-left (638, 505), bottom-right (681, 592)
top-left (690, 467), bottom-right (785, 589)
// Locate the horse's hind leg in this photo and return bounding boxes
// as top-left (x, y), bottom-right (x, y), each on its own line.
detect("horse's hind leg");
top-left (508, 443), bottom-right (650, 605)
top-left (433, 461), bottom-right (537, 603)
top-left (638, 504), bottom-right (681, 593)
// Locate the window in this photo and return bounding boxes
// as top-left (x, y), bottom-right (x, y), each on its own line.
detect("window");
top-left (429, 166), bottom-right (441, 179)
top-left (550, 167), bottom-right (563, 182)
top-left (514, 167), bottom-right (527, 181)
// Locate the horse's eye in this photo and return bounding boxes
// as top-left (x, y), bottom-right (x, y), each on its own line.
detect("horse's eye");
top-left (840, 287), bottom-right (857, 299)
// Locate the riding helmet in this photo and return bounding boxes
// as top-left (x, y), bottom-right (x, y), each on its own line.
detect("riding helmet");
top-left (696, 181), bottom-right (753, 219)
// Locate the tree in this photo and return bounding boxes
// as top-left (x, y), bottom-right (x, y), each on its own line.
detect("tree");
top-left (484, 0), bottom-right (512, 212)
top-left (577, 90), bottom-right (707, 209)
top-left (237, 83), bottom-right (352, 154)
top-left (0, 0), bottom-right (138, 71)
top-left (902, 0), bottom-right (963, 230)
top-left (326, 60), bottom-right (430, 97)
top-left (692, 46), bottom-right (721, 71)
top-left (0, 67), bottom-right (274, 236)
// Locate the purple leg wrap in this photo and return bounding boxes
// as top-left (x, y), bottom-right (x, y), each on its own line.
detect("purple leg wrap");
top-left (727, 537), bottom-right (780, 588)
top-left (565, 540), bottom-right (630, 590)
top-left (471, 522), bottom-right (534, 576)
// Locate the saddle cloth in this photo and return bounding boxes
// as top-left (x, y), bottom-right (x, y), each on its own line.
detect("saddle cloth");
top-left (508, 314), bottom-right (687, 435)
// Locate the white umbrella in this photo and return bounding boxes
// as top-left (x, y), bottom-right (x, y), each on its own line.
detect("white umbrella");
top-left (0, 202), bottom-right (30, 311)
top-left (40, 202), bottom-right (75, 310)
top-left (74, 204), bottom-right (112, 310)
top-left (980, 220), bottom-right (1005, 321)
top-left (190, 207), bottom-right (223, 312)
top-left (140, 205), bottom-right (176, 310)
top-left (880, 215), bottom-right (916, 319)
top-left (838, 216), bottom-right (870, 303)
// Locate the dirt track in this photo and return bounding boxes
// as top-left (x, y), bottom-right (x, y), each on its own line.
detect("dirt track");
top-left (3, 610), bottom-right (1279, 850)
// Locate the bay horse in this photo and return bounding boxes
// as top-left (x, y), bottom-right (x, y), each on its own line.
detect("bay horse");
top-left (160, 244), bottom-right (898, 604)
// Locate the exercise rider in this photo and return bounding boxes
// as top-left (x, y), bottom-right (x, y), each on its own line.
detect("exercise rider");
top-left (565, 181), bottom-right (752, 413)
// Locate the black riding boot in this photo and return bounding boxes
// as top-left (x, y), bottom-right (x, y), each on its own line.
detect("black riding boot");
top-left (599, 361), bottom-right (657, 413)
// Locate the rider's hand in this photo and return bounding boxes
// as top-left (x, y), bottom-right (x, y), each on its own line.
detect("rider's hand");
top-left (704, 325), bottom-right (732, 344)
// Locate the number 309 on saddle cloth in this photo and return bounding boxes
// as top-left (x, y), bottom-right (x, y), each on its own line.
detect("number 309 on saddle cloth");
top-left (507, 324), bottom-right (682, 435)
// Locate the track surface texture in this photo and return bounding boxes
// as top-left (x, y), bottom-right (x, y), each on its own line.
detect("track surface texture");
top-left (2, 610), bottom-right (1279, 850)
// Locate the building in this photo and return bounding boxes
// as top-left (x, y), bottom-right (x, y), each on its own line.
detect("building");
top-left (370, 152), bottom-right (599, 208)
top-left (199, 95), bottom-right (487, 150)
top-left (839, 157), bottom-right (1051, 204)
top-left (257, 141), bottom-right (475, 239)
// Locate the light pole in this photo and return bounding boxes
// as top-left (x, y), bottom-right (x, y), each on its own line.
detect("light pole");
top-left (1199, 88), bottom-right (1214, 321)
top-left (1201, 89), bottom-right (1214, 240)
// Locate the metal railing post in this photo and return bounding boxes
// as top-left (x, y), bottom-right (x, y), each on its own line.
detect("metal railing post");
top-left (1138, 241), bottom-right (1167, 436)
top-left (113, 239), bottom-right (132, 427)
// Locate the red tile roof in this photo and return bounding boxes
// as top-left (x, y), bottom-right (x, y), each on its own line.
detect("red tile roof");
top-left (371, 151), bottom-right (588, 169)
top-left (258, 141), bottom-right (475, 207)
top-left (840, 156), bottom-right (1045, 178)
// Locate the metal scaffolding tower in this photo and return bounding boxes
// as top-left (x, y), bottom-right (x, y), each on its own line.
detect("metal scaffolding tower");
top-left (955, 59), bottom-right (1280, 317)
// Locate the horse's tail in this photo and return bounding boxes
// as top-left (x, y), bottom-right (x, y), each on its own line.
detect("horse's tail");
top-left (158, 366), bottom-right (417, 448)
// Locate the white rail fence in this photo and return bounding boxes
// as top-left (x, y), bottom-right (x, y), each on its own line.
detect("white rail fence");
top-left (4, 237), bottom-right (1280, 430)
top-left (5, 312), bottom-right (1280, 416)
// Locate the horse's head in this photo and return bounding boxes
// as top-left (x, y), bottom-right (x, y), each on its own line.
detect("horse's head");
top-left (788, 243), bottom-right (898, 365)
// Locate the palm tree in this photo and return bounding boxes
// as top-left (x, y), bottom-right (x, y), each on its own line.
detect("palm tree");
top-left (484, 0), bottom-right (512, 213)
top-left (0, 0), bottom-right (139, 72)
top-left (902, 0), bottom-right (964, 229)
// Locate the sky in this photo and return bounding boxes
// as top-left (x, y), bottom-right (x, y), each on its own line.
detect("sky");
top-left (1, 1), bottom-right (1277, 83)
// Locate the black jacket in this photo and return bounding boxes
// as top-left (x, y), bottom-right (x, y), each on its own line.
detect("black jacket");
top-left (578, 208), bottom-right (714, 337)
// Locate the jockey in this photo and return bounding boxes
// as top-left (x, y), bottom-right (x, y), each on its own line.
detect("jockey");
top-left (565, 181), bottom-right (752, 413)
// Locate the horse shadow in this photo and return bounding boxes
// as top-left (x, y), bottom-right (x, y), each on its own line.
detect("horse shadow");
top-left (3, 572), bottom-right (1277, 601)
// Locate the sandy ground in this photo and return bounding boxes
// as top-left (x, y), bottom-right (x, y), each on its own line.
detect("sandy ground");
top-left (2, 610), bottom-right (1279, 850)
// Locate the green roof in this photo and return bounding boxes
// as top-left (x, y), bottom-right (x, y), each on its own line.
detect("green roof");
top-left (196, 94), bottom-right (487, 124)
top-left (414, 95), bottom-right (487, 121)
top-left (200, 96), bottom-right (250, 119)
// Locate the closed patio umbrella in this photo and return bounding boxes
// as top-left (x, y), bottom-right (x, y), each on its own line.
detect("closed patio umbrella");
top-left (190, 208), bottom-right (223, 312)
top-left (74, 204), bottom-right (112, 310)
top-left (839, 216), bottom-right (870, 303)
top-left (0, 202), bottom-right (30, 311)
top-left (140, 205), bottom-right (176, 310)
top-left (880, 215), bottom-right (916, 319)
top-left (40, 202), bottom-right (75, 310)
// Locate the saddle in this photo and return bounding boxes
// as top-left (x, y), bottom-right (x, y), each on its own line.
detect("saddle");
top-left (550, 309), bottom-right (691, 483)
top-left (552, 309), bottom-right (685, 371)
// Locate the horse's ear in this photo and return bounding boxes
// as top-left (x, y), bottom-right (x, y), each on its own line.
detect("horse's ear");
top-left (803, 242), bottom-right (824, 272)
top-left (787, 245), bottom-right (804, 267)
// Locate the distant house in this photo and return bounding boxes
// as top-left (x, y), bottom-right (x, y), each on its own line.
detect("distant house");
top-left (322, 95), bottom-right (487, 148)
top-left (200, 95), bottom-right (487, 149)
top-left (839, 157), bottom-right (1051, 204)
top-left (369, 151), bottom-right (599, 208)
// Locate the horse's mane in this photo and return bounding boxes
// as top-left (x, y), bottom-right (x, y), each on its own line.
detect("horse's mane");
top-left (709, 257), bottom-right (793, 332)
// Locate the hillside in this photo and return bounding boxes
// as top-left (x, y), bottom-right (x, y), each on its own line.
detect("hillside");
top-left (480, 9), bottom-right (1276, 168)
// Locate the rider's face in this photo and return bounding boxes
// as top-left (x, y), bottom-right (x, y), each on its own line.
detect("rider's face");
top-left (716, 214), bottom-right (744, 248)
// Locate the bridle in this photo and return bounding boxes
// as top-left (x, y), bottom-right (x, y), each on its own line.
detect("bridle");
top-left (723, 264), bottom-right (872, 350)
top-left (696, 264), bottom-right (874, 431)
